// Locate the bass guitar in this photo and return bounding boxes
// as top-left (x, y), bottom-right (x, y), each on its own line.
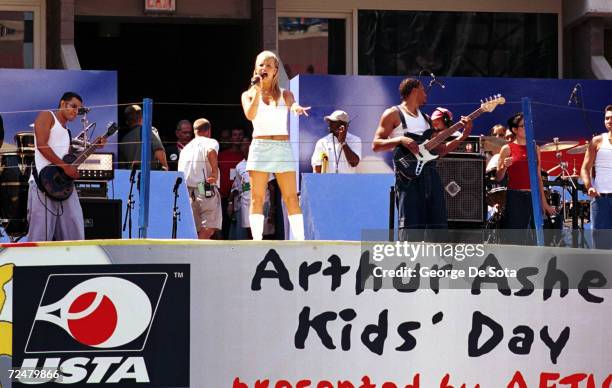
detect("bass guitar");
top-left (394, 95), bottom-right (505, 179)
top-left (37, 122), bottom-right (118, 201)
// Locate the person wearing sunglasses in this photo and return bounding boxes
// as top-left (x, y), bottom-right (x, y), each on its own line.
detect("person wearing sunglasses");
top-left (27, 92), bottom-right (105, 241)
top-left (495, 112), bottom-right (556, 244)
top-left (311, 110), bottom-right (362, 174)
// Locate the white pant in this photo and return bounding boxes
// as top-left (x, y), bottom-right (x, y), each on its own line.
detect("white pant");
top-left (26, 181), bottom-right (84, 241)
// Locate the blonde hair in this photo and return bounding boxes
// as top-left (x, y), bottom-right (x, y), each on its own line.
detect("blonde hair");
top-left (193, 118), bottom-right (211, 132)
top-left (253, 50), bottom-right (282, 105)
top-left (490, 124), bottom-right (506, 136)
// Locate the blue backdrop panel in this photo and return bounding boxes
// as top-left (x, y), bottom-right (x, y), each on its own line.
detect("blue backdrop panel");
top-left (292, 75), bottom-right (612, 174)
top-left (109, 170), bottom-right (196, 239)
top-left (0, 69), bottom-right (118, 157)
top-left (301, 173), bottom-right (395, 240)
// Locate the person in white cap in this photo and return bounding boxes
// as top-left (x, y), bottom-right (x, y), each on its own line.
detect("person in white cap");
top-left (311, 110), bottom-right (362, 173)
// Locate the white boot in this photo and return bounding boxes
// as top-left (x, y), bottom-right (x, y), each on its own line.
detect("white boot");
top-left (249, 214), bottom-right (265, 240)
top-left (288, 214), bottom-right (305, 241)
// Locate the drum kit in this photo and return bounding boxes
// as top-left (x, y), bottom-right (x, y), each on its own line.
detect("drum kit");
top-left (482, 136), bottom-right (590, 243)
top-left (0, 131), bottom-right (35, 241)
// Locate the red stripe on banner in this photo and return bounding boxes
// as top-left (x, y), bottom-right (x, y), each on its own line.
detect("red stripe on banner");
top-left (0, 242), bottom-right (38, 248)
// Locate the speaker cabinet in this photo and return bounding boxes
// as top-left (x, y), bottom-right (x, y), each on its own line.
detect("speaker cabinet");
top-left (435, 155), bottom-right (486, 225)
top-left (79, 198), bottom-right (122, 239)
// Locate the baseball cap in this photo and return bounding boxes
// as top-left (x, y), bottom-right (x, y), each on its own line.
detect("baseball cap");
top-left (431, 107), bottom-right (453, 121)
top-left (324, 110), bottom-right (349, 123)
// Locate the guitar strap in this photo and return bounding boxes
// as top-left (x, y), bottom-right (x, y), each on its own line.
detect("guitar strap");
top-left (395, 105), bottom-right (407, 130)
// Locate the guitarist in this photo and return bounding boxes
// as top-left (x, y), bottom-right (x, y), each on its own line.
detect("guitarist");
top-left (26, 92), bottom-right (105, 242)
top-left (372, 78), bottom-right (472, 241)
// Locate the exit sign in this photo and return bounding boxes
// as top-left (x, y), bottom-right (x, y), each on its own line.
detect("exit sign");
top-left (145, 0), bottom-right (176, 12)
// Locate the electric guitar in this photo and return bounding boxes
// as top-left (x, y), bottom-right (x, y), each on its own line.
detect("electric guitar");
top-left (394, 95), bottom-right (505, 179)
top-left (37, 122), bottom-right (118, 201)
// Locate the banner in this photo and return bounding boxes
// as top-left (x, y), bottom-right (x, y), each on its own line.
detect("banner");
top-left (1, 241), bottom-right (611, 387)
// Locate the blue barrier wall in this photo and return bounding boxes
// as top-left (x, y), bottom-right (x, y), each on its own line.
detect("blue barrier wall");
top-left (0, 170), bottom-right (196, 242)
top-left (301, 173), bottom-right (395, 240)
top-left (109, 170), bottom-right (196, 239)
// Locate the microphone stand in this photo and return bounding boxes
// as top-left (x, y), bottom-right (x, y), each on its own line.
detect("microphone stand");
top-left (575, 84), bottom-right (596, 138)
top-left (171, 186), bottom-right (181, 239)
top-left (122, 171), bottom-right (136, 238)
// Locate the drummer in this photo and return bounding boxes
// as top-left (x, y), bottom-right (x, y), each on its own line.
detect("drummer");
top-left (496, 113), bottom-right (556, 241)
top-left (485, 124), bottom-right (508, 174)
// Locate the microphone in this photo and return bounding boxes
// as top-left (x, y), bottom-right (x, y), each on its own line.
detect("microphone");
top-left (78, 107), bottom-right (91, 115)
top-left (130, 162), bottom-right (137, 182)
top-left (173, 177), bottom-right (183, 194)
top-left (430, 73), bottom-right (446, 89)
top-left (567, 84), bottom-right (580, 106)
top-left (250, 72), bottom-right (267, 86)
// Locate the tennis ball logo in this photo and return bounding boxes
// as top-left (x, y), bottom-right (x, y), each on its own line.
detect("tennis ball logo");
top-left (35, 277), bottom-right (153, 348)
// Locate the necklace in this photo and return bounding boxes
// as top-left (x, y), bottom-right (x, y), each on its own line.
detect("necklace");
top-left (331, 135), bottom-right (343, 173)
top-left (399, 104), bottom-right (418, 118)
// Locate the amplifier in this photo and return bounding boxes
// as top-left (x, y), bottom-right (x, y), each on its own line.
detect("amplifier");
top-left (77, 152), bottom-right (114, 180)
top-left (75, 181), bottom-right (108, 198)
top-left (435, 155), bottom-right (486, 225)
top-left (448, 135), bottom-right (481, 155)
top-left (79, 198), bottom-right (122, 240)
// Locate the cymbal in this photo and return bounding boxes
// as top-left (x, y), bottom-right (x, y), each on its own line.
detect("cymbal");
top-left (540, 141), bottom-right (579, 152)
top-left (567, 143), bottom-right (588, 155)
top-left (480, 136), bottom-right (506, 153)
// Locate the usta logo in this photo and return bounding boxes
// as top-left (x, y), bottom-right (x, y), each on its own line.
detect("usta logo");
top-left (35, 277), bottom-right (152, 348)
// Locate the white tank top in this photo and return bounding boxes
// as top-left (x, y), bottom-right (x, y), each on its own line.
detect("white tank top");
top-left (252, 89), bottom-right (289, 137)
top-left (34, 111), bottom-right (71, 171)
top-left (390, 107), bottom-right (429, 138)
top-left (594, 132), bottom-right (612, 193)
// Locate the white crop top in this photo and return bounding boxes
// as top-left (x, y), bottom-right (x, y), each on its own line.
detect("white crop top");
top-left (252, 88), bottom-right (289, 137)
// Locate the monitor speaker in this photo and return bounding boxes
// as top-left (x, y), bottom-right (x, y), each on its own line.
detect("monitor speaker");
top-left (435, 155), bottom-right (486, 226)
top-left (79, 198), bottom-right (122, 239)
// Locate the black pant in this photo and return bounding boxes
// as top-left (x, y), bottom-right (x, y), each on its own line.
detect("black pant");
top-left (502, 190), bottom-right (536, 245)
top-left (396, 167), bottom-right (448, 241)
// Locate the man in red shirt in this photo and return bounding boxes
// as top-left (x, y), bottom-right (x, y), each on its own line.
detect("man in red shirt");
top-left (218, 128), bottom-right (246, 238)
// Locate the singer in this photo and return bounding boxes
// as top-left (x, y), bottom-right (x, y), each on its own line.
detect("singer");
top-left (241, 50), bottom-right (310, 240)
top-left (177, 118), bottom-right (221, 240)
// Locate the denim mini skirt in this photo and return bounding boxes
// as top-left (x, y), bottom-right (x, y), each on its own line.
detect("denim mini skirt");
top-left (246, 138), bottom-right (296, 173)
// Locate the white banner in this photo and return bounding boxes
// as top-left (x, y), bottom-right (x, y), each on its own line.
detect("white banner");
top-left (1, 241), bottom-right (611, 387)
